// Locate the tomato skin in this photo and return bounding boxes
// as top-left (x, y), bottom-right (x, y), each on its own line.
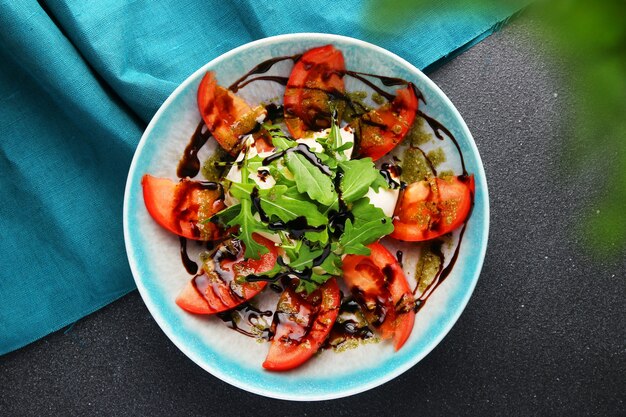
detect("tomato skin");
top-left (391, 175), bottom-right (474, 242)
top-left (283, 45), bottom-right (345, 138)
top-left (263, 278), bottom-right (340, 371)
top-left (342, 243), bottom-right (415, 351)
top-left (355, 84), bottom-right (419, 161)
top-left (197, 72), bottom-right (266, 155)
top-left (141, 175), bottom-right (225, 241)
top-left (175, 234), bottom-right (277, 315)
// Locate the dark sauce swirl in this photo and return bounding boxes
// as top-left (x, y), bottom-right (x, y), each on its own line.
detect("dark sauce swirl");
top-left (177, 121), bottom-right (211, 178)
top-left (179, 237), bottom-right (198, 275)
top-left (262, 142), bottom-right (332, 176)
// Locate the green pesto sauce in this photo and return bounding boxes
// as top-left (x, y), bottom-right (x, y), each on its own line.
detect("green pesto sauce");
top-left (371, 92), bottom-right (386, 105)
top-left (199, 251), bottom-right (213, 265)
top-left (401, 147), bottom-right (434, 183)
top-left (438, 169), bottom-right (455, 179)
top-left (426, 147), bottom-right (446, 167)
top-left (201, 147), bottom-right (230, 182)
top-left (406, 116), bottom-right (432, 147)
top-left (415, 243), bottom-right (443, 295)
top-left (331, 335), bottom-right (380, 353)
top-left (343, 91), bottom-right (372, 122)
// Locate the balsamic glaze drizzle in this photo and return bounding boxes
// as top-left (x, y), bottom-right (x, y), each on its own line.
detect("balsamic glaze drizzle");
top-left (229, 54), bottom-right (301, 92)
top-left (396, 250), bottom-right (403, 268)
top-left (217, 302), bottom-right (274, 339)
top-left (232, 75), bottom-right (289, 91)
top-left (380, 163), bottom-right (402, 189)
top-left (262, 142), bottom-right (332, 176)
top-left (179, 237), bottom-right (198, 275)
top-left (177, 121), bottom-right (211, 178)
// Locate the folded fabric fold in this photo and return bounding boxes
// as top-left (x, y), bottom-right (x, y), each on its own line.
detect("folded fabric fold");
top-left (0, 0), bottom-right (522, 355)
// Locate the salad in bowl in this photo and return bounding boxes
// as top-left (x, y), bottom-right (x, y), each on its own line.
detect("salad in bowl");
top-left (124, 34), bottom-right (488, 400)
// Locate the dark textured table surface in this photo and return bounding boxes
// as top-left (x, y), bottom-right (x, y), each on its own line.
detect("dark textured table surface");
top-left (1, 15), bottom-right (625, 417)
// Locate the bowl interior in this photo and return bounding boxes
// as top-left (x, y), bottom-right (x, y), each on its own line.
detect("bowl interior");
top-left (123, 33), bottom-right (489, 401)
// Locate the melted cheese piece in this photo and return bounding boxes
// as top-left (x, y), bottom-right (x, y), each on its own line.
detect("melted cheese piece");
top-left (366, 187), bottom-right (399, 218)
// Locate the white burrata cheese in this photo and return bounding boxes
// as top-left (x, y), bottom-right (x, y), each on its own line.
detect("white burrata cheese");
top-left (365, 167), bottom-right (400, 218)
top-left (366, 187), bottom-right (399, 218)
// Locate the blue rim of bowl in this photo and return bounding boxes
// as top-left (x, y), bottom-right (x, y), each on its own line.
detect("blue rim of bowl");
top-left (123, 33), bottom-right (489, 401)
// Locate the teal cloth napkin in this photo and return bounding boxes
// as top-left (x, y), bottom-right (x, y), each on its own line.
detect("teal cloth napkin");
top-left (0, 0), bottom-right (520, 354)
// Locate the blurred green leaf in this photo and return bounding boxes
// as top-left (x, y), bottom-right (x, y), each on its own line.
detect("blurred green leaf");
top-left (365, 0), bottom-right (626, 258)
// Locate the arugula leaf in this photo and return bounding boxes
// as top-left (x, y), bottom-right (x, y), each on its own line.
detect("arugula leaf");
top-left (339, 158), bottom-right (380, 202)
top-left (230, 183), bottom-right (327, 228)
top-left (260, 186), bottom-right (327, 227)
top-left (305, 228), bottom-right (329, 245)
top-left (336, 141), bottom-right (353, 154)
top-left (210, 203), bottom-right (241, 225)
top-left (297, 280), bottom-right (319, 294)
top-left (224, 145), bottom-right (270, 259)
top-left (329, 114), bottom-right (343, 153)
top-left (315, 151), bottom-right (338, 170)
top-left (297, 272), bottom-right (333, 293)
top-left (316, 249), bottom-right (342, 275)
top-left (371, 171), bottom-right (390, 192)
top-left (228, 182), bottom-right (254, 200)
top-left (280, 237), bottom-right (301, 264)
top-left (315, 103), bottom-right (350, 161)
top-left (338, 198), bottom-right (394, 255)
top-left (227, 198), bottom-right (270, 259)
top-left (284, 152), bottom-right (336, 206)
top-left (288, 244), bottom-right (325, 271)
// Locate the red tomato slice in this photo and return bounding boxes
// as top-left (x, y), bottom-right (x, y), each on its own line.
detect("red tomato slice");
top-left (197, 72), bottom-right (266, 155)
top-left (342, 242), bottom-right (415, 350)
top-left (355, 84), bottom-right (419, 161)
top-left (141, 175), bottom-right (225, 241)
top-left (391, 175), bottom-right (474, 241)
top-left (175, 234), bottom-right (277, 315)
top-left (263, 278), bottom-right (340, 371)
top-left (283, 45), bottom-right (345, 138)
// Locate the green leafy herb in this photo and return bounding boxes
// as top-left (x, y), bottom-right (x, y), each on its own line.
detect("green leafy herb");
top-left (226, 197), bottom-right (270, 259)
top-left (260, 186), bottom-right (327, 227)
top-left (370, 171), bottom-right (390, 192)
top-left (284, 152), bottom-right (336, 206)
top-left (339, 198), bottom-right (394, 255)
top-left (304, 228), bottom-right (329, 245)
top-left (339, 158), bottom-right (381, 202)
top-left (287, 244), bottom-right (325, 271)
top-left (317, 248), bottom-right (342, 276)
top-left (224, 147), bottom-right (270, 259)
top-left (265, 124), bottom-right (294, 150)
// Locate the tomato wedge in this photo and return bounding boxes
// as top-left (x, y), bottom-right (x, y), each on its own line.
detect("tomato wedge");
top-left (342, 242), bottom-right (415, 350)
top-left (263, 278), bottom-right (340, 371)
top-left (354, 84), bottom-right (419, 161)
top-left (283, 45), bottom-right (345, 138)
top-left (197, 71), bottom-right (266, 155)
top-left (391, 175), bottom-right (474, 241)
top-left (176, 234), bottom-right (277, 315)
top-left (141, 175), bottom-right (225, 240)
